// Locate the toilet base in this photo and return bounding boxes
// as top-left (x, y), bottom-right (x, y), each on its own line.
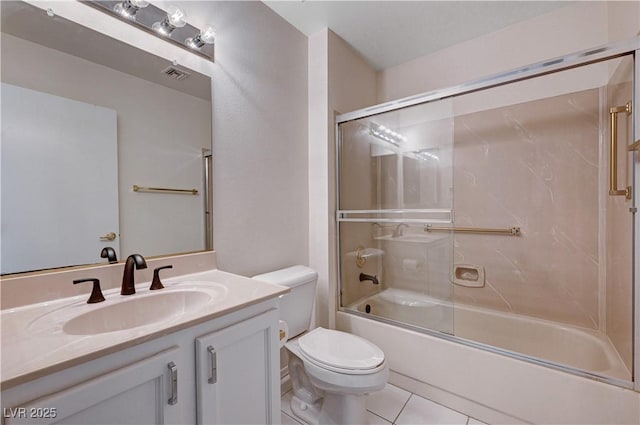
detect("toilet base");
top-left (290, 393), bottom-right (322, 425)
top-left (289, 392), bottom-right (369, 425)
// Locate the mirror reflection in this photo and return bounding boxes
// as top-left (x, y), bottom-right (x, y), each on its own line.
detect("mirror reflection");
top-left (1, 1), bottom-right (213, 275)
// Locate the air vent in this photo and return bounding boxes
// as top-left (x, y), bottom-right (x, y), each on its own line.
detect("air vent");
top-left (161, 66), bottom-right (190, 81)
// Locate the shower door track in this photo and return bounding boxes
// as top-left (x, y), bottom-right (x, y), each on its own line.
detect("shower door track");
top-left (335, 37), bottom-right (640, 391)
top-left (336, 37), bottom-right (640, 124)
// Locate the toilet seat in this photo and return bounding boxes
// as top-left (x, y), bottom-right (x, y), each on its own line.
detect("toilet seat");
top-left (297, 328), bottom-right (385, 375)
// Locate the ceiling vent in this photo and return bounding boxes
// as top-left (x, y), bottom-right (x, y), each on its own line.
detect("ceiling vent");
top-left (161, 66), bottom-right (190, 81)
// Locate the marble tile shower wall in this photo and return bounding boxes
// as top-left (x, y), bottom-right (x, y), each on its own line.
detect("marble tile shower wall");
top-left (451, 89), bottom-right (602, 329)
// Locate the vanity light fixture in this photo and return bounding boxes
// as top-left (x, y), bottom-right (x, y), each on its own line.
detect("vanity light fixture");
top-left (84, 1), bottom-right (215, 61)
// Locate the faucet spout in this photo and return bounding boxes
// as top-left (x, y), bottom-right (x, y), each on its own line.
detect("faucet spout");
top-left (392, 223), bottom-right (409, 237)
top-left (100, 246), bottom-right (118, 264)
top-left (359, 273), bottom-right (379, 285)
top-left (121, 254), bottom-right (147, 295)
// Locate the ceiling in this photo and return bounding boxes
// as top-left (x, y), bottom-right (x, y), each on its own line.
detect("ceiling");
top-left (263, 1), bottom-right (573, 70)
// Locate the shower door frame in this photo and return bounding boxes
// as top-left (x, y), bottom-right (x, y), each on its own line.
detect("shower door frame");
top-left (336, 37), bottom-right (640, 390)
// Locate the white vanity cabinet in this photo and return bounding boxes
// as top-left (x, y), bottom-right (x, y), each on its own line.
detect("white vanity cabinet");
top-left (1, 300), bottom-right (281, 425)
top-left (195, 309), bottom-right (280, 425)
top-left (4, 347), bottom-right (182, 425)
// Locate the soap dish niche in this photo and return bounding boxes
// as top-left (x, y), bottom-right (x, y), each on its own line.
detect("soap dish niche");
top-left (452, 264), bottom-right (485, 288)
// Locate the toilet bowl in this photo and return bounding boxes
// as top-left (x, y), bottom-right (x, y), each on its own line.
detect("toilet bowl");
top-left (252, 266), bottom-right (388, 425)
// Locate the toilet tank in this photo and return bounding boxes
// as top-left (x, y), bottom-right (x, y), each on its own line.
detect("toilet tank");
top-left (252, 265), bottom-right (318, 338)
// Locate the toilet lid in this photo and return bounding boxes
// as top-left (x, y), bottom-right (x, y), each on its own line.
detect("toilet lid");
top-left (298, 328), bottom-right (384, 371)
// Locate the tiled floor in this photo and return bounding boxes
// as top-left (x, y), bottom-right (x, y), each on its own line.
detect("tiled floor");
top-left (281, 383), bottom-right (488, 425)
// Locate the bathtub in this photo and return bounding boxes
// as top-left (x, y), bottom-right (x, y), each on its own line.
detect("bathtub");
top-left (351, 288), bottom-right (629, 380)
top-left (338, 288), bottom-right (639, 424)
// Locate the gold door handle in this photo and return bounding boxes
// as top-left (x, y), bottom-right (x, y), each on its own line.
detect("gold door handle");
top-left (100, 232), bottom-right (117, 241)
top-left (609, 101), bottom-right (632, 199)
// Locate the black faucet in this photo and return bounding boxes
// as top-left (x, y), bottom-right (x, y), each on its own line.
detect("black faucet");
top-left (359, 273), bottom-right (379, 285)
top-left (121, 254), bottom-right (147, 295)
top-left (100, 247), bottom-right (118, 264)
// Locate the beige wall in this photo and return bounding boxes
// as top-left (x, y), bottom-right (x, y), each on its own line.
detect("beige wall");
top-left (188, 1), bottom-right (310, 277)
top-left (309, 29), bottom-right (378, 329)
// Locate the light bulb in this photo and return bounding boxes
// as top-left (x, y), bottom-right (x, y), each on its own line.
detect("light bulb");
top-left (200, 25), bottom-right (216, 44)
top-left (129, 0), bottom-right (149, 7)
top-left (114, 0), bottom-right (149, 18)
top-left (166, 5), bottom-right (187, 28)
top-left (153, 5), bottom-right (187, 35)
top-left (186, 25), bottom-right (216, 49)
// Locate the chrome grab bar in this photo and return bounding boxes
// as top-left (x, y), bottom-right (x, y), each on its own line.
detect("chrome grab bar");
top-left (133, 185), bottom-right (198, 195)
top-left (424, 225), bottom-right (521, 236)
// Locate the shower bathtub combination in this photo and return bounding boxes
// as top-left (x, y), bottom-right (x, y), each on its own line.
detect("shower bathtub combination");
top-left (335, 38), bottom-right (640, 422)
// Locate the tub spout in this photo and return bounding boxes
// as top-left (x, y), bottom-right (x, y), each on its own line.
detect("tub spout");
top-left (359, 273), bottom-right (379, 285)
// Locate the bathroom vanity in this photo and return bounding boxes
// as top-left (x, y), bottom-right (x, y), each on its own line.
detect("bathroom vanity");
top-left (0, 268), bottom-right (287, 424)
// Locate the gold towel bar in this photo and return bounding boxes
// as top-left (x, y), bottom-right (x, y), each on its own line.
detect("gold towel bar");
top-left (424, 225), bottom-right (521, 236)
top-left (133, 185), bottom-right (198, 195)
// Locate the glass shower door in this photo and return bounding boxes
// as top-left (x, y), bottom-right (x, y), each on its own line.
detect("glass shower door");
top-left (446, 54), bottom-right (636, 383)
top-left (337, 98), bottom-right (456, 335)
top-left (604, 55), bottom-right (634, 380)
top-left (337, 46), bottom-right (637, 386)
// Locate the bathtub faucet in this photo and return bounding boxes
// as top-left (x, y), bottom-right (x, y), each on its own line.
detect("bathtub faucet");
top-left (359, 273), bottom-right (379, 285)
top-left (392, 223), bottom-right (409, 237)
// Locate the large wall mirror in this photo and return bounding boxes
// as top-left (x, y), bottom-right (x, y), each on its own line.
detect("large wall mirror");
top-left (1, 1), bottom-right (213, 275)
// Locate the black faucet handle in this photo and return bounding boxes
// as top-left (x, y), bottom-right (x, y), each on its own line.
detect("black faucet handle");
top-left (73, 278), bottom-right (106, 303)
top-left (150, 265), bottom-right (173, 290)
top-left (100, 247), bottom-right (118, 264)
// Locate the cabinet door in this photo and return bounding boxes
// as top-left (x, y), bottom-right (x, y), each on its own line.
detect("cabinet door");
top-left (195, 309), bottom-right (279, 425)
top-left (4, 347), bottom-right (182, 425)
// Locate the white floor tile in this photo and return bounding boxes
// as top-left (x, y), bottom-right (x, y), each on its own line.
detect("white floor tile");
top-left (467, 418), bottom-right (488, 425)
top-left (366, 383), bottom-right (411, 422)
top-left (366, 411), bottom-right (392, 425)
top-left (395, 394), bottom-right (468, 425)
top-left (281, 411), bottom-right (303, 425)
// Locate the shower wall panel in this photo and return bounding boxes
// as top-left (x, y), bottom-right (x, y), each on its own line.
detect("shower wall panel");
top-left (451, 89), bottom-right (601, 329)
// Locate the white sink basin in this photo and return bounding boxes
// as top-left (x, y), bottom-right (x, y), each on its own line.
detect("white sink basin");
top-left (62, 290), bottom-right (212, 335)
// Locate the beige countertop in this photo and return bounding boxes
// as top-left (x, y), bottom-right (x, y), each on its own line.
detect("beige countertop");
top-left (1, 269), bottom-right (287, 389)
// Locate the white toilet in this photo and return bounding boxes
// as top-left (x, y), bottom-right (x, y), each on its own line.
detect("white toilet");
top-left (253, 265), bottom-right (388, 425)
